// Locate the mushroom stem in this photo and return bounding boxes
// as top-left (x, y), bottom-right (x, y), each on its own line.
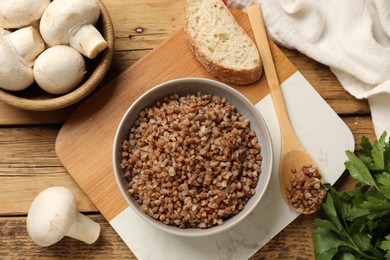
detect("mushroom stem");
top-left (66, 212), bottom-right (101, 244)
top-left (0, 27), bottom-right (36, 91)
top-left (6, 26), bottom-right (45, 64)
top-left (69, 24), bottom-right (107, 59)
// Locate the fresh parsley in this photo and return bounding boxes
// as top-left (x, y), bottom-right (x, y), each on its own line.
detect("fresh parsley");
top-left (312, 131), bottom-right (390, 260)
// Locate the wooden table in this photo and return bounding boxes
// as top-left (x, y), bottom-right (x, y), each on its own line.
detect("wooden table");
top-left (0, 0), bottom-right (376, 259)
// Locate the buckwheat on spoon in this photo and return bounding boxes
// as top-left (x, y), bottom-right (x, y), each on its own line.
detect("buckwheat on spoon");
top-left (247, 5), bottom-right (326, 214)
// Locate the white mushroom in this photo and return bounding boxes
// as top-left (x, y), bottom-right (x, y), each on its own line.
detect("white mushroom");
top-left (6, 26), bottom-right (46, 66)
top-left (0, 0), bottom-right (50, 29)
top-left (0, 26), bottom-right (45, 91)
top-left (40, 0), bottom-right (108, 59)
top-left (34, 45), bottom-right (86, 95)
top-left (27, 186), bottom-right (101, 247)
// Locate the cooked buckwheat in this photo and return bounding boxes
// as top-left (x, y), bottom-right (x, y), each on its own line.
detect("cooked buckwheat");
top-left (121, 92), bottom-right (262, 228)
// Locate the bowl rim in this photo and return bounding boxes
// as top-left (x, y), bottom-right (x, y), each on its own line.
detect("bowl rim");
top-left (0, 0), bottom-right (114, 111)
top-left (113, 77), bottom-right (273, 237)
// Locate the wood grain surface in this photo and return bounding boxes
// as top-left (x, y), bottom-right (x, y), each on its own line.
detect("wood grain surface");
top-left (0, 0), bottom-right (375, 259)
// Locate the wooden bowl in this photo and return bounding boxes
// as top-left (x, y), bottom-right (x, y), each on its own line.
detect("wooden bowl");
top-left (0, 0), bottom-right (114, 111)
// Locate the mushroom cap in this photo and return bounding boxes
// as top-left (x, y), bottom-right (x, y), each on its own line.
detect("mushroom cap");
top-left (27, 186), bottom-right (77, 247)
top-left (0, 0), bottom-right (50, 29)
top-left (40, 0), bottom-right (100, 46)
top-left (34, 45), bottom-right (86, 95)
top-left (0, 28), bottom-right (34, 91)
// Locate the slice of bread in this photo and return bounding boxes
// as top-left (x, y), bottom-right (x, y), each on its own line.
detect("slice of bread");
top-left (185, 0), bottom-right (262, 85)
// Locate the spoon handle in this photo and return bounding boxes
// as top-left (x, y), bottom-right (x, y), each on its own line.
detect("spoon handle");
top-left (247, 5), bottom-right (293, 136)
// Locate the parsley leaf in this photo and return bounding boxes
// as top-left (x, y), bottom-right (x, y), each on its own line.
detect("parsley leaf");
top-left (380, 235), bottom-right (390, 259)
top-left (377, 173), bottom-right (390, 198)
top-left (372, 132), bottom-right (386, 170)
top-left (313, 132), bottom-right (390, 260)
top-left (345, 151), bottom-right (377, 188)
top-left (312, 227), bottom-right (342, 260)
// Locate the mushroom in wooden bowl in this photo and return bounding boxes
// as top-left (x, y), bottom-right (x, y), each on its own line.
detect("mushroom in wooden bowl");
top-left (0, 0), bottom-right (114, 111)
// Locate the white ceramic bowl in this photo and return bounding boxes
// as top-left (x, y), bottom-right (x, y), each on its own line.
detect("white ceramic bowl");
top-left (113, 78), bottom-right (273, 237)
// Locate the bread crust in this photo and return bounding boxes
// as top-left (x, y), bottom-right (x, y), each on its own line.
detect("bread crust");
top-left (184, 0), bottom-right (262, 86)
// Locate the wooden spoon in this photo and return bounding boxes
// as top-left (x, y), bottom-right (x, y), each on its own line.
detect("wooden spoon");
top-left (247, 5), bottom-right (325, 214)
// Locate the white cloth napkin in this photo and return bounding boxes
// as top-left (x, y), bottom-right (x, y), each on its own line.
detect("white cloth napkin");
top-left (229, 0), bottom-right (390, 138)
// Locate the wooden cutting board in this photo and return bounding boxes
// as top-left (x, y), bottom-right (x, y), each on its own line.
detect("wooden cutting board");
top-left (55, 9), bottom-right (296, 222)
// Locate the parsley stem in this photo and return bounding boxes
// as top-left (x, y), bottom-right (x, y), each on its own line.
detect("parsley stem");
top-left (344, 235), bottom-right (377, 260)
